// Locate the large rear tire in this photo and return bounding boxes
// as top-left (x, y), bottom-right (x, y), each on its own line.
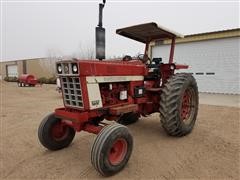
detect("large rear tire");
top-left (117, 112), bottom-right (139, 125)
top-left (159, 73), bottom-right (199, 136)
top-left (38, 113), bottom-right (75, 150)
top-left (91, 124), bottom-right (133, 176)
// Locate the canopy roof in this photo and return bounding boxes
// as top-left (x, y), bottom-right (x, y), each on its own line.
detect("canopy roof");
top-left (116, 22), bottom-right (184, 43)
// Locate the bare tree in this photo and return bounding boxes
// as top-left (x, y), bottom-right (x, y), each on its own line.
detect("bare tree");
top-left (72, 42), bottom-right (95, 59)
top-left (40, 49), bottom-right (62, 76)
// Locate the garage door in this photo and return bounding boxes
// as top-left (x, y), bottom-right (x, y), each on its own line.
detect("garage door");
top-left (152, 37), bottom-right (240, 94)
top-left (7, 65), bottom-right (18, 77)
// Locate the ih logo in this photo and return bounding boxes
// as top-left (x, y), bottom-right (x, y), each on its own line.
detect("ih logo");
top-left (92, 100), bottom-right (100, 106)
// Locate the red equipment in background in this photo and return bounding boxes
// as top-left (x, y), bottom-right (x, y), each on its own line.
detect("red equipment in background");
top-left (18, 74), bottom-right (38, 87)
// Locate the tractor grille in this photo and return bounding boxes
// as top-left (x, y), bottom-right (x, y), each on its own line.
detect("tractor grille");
top-left (61, 76), bottom-right (84, 108)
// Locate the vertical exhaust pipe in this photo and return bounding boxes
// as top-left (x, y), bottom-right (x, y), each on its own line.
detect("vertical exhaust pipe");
top-left (96, 0), bottom-right (106, 60)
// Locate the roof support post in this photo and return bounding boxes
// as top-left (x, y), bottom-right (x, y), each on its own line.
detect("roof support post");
top-left (169, 37), bottom-right (175, 64)
top-left (144, 42), bottom-right (149, 56)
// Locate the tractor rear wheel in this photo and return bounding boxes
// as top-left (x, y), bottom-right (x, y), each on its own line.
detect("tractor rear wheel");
top-left (91, 123), bottom-right (133, 176)
top-left (38, 113), bottom-right (75, 150)
top-left (117, 112), bottom-right (139, 125)
top-left (159, 73), bottom-right (199, 136)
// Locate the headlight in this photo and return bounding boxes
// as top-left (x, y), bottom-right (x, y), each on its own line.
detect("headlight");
top-left (57, 64), bottom-right (62, 73)
top-left (72, 63), bottom-right (78, 74)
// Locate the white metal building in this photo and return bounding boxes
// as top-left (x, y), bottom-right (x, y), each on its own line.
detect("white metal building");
top-left (151, 28), bottom-right (240, 94)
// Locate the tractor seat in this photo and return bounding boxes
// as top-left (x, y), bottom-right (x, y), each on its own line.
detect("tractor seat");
top-left (144, 57), bottom-right (162, 80)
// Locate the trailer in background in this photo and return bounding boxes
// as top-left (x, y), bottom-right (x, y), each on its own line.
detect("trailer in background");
top-left (18, 74), bottom-right (38, 87)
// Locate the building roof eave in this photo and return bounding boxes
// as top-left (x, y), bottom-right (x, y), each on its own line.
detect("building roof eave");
top-left (155, 28), bottom-right (240, 45)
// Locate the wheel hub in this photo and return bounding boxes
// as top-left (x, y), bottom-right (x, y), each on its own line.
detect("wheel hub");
top-left (181, 89), bottom-right (192, 121)
top-left (51, 122), bottom-right (68, 141)
top-left (108, 138), bottom-right (128, 165)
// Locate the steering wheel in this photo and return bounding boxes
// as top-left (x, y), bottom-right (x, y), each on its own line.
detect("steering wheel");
top-left (122, 55), bottom-right (133, 61)
top-left (137, 54), bottom-right (151, 64)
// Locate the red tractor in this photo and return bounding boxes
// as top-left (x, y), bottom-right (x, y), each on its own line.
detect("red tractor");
top-left (38, 1), bottom-right (198, 176)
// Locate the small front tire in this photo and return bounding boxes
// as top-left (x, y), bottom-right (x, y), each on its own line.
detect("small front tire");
top-left (38, 113), bottom-right (75, 150)
top-left (91, 124), bottom-right (133, 176)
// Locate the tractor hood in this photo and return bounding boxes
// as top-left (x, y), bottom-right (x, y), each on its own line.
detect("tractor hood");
top-left (116, 22), bottom-right (184, 43)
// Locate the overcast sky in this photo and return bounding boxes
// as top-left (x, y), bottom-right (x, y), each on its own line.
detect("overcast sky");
top-left (1, 0), bottom-right (239, 61)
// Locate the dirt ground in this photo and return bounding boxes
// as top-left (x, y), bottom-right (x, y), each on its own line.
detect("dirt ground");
top-left (0, 81), bottom-right (239, 179)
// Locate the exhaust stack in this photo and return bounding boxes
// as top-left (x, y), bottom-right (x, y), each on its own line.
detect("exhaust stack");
top-left (96, 0), bottom-right (106, 60)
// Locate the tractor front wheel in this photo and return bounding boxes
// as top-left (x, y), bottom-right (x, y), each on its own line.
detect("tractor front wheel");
top-left (159, 73), bottom-right (199, 136)
top-left (38, 113), bottom-right (75, 150)
top-left (91, 123), bottom-right (133, 176)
